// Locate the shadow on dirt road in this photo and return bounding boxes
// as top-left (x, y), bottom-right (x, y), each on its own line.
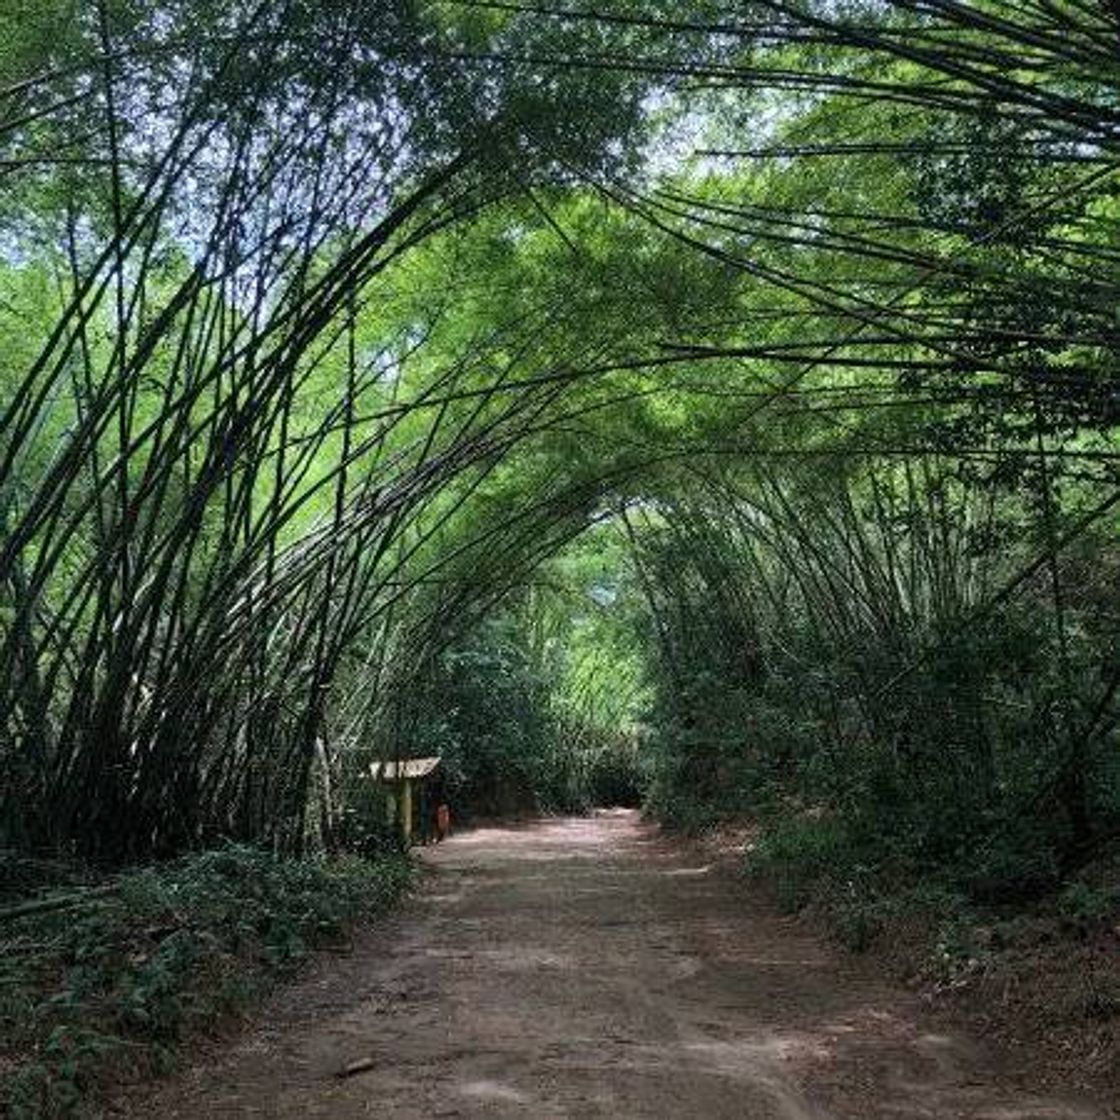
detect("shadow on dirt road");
top-left (114, 811), bottom-right (1113, 1119)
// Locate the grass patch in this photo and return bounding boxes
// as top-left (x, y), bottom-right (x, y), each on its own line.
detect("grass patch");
top-left (0, 845), bottom-right (414, 1117)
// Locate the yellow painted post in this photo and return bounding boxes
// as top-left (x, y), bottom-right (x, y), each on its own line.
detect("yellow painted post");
top-left (401, 778), bottom-right (413, 841)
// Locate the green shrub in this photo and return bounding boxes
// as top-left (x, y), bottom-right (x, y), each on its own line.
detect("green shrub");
top-left (0, 845), bottom-right (413, 1117)
top-left (586, 735), bottom-right (643, 807)
top-left (745, 815), bottom-right (862, 912)
top-left (956, 819), bottom-right (1065, 903)
top-left (1057, 880), bottom-right (1120, 937)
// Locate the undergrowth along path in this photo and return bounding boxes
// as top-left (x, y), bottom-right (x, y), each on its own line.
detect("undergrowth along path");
top-left (117, 812), bottom-right (1112, 1119)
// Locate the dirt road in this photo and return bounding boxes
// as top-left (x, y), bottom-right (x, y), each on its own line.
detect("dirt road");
top-left (120, 812), bottom-right (1112, 1119)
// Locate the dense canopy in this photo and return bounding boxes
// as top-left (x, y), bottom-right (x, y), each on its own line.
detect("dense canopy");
top-left (1, 1), bottom-right (1117, 905)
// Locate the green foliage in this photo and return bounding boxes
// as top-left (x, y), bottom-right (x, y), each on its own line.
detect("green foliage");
top-left (0, 846), bottom-right (413, 1118)
top-left (630, 460), bottom-right (1118, 943)
top-left (428, 627), bottom-right (562, 815)
top-left (0, 0), bottom-right (1117, 1022)
top-left (1058, 881), bottom-right (1120, 939)
top-left (403, 607), bottom-right (643, 818)
top-left (745, 815), bottom-right (863, 912)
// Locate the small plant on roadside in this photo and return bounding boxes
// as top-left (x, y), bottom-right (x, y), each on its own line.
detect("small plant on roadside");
top-left (1057, 881), bottom-right (1120, 938)
top-left (1, 847), bottom-right (413, 1118)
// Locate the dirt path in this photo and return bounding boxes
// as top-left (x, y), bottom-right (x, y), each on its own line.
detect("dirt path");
top-left (117, 812), bottom-right (1113, 1119)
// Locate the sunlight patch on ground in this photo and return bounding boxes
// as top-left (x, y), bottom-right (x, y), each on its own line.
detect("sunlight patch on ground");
top-left (456, 1078), bottom-right (529, 1103)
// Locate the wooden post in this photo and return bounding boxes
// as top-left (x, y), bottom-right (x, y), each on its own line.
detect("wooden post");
top-left (401, 778), bottom-right (413, 841)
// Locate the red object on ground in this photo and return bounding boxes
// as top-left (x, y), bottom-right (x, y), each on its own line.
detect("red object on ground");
top-left (436, 804), bottom-right (451, 841)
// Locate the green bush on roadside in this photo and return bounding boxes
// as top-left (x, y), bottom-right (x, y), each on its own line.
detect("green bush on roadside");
top-left (1, 845), bottom-right (413, 1118)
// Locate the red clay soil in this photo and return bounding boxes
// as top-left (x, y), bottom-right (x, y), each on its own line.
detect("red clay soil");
top-left (108, 812), bottom-right (1116, 1119)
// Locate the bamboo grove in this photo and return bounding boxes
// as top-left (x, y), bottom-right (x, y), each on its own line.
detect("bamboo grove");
top-left (1, 2), bottom-right (1117, 873)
